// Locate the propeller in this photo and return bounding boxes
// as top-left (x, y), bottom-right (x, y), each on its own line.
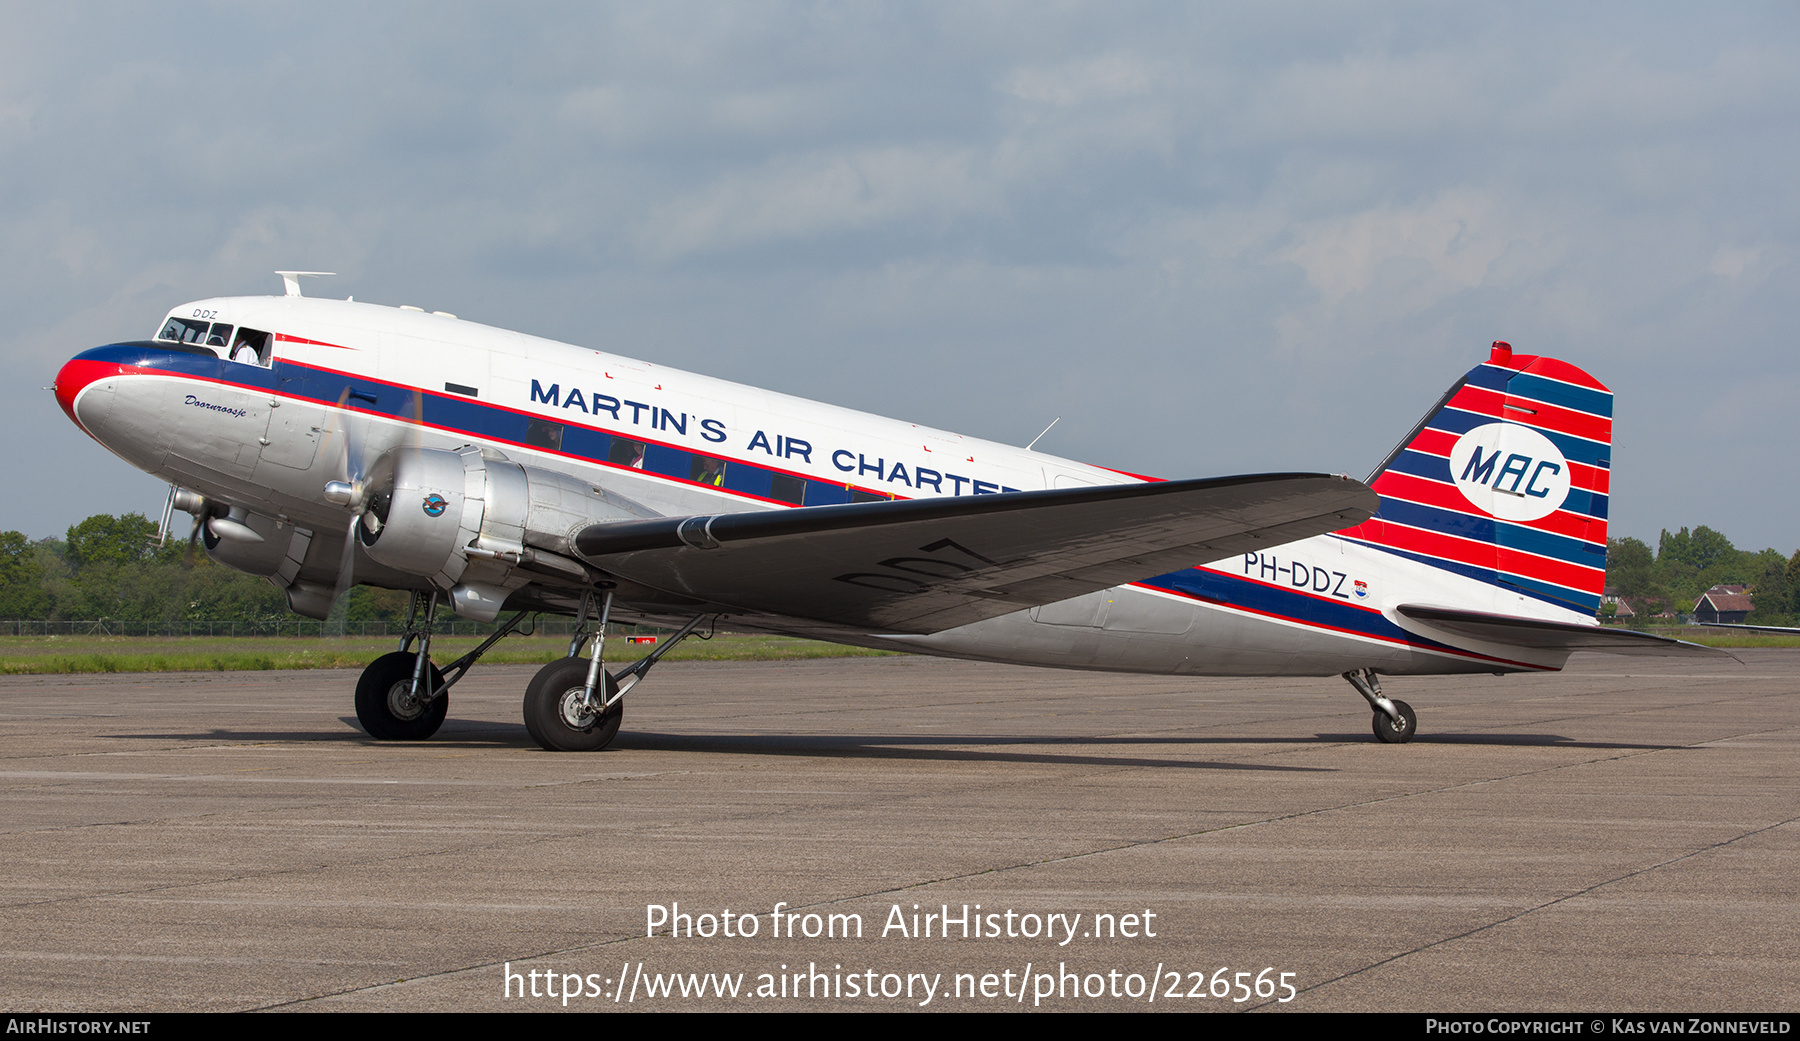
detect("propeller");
top-left (318, 385), bottom-right (426, 633)
top-left (182, 514), bottom-right (204, 568)
top-left (319, 387), bottom-right (372, 634)
top-left (167, 488), bottom-right (209, 569)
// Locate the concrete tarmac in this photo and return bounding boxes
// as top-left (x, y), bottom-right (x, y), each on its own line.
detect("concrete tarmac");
top-left (2, 651), bottom-right (1795, 1012)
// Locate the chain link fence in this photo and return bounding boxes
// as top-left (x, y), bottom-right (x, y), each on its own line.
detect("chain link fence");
top-left (0, 618), bottom-right (671, 638)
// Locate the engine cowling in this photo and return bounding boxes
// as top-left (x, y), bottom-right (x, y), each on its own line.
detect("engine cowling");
top-left (202, 511), bottom-right (289, 576)
top-left (358, 446), bottom-right (651, 620)
top-left (202, 510), bottom-right (335, 619)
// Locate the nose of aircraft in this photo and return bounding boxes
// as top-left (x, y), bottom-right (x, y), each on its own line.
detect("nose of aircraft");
top-left (54, 347), bottom-right (124, 434)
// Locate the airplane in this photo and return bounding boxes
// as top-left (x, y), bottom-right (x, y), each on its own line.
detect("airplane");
top-left (52, 273), bottom-right (1718, 750)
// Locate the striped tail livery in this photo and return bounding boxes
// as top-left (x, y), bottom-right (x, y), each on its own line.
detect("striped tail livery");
top-left (1341, 340), bottom-right (1611, 616)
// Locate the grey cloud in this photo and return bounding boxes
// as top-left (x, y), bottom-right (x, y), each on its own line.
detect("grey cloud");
top-left (4, 2), bottom-right (1796, 552)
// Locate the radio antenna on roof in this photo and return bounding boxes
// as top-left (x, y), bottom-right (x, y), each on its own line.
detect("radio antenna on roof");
top-left (275, 271), bottom-right (336, 297)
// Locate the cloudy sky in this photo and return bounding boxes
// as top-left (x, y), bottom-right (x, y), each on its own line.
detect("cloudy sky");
top-left (6, 3), bottom-right (1796, 552)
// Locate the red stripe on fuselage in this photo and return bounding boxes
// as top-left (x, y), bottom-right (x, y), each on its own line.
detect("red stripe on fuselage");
top-left (275, 333), bottom-right (356, 350)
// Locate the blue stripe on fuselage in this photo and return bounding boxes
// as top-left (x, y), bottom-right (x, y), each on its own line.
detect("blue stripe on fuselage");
top-left (89, 345), bottom-right (868, 508)
top-left (1135, 567), bottom-right (1541, 666)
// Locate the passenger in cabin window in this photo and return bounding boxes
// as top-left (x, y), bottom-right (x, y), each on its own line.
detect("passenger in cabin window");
top-left (608, 439), bottom-right (647, 469)
top-left (693, 456), bottom-right (725, 486)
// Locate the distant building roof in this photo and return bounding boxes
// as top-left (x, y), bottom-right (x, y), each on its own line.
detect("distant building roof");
top-left (1695, 587), bottom-right (1754, 622)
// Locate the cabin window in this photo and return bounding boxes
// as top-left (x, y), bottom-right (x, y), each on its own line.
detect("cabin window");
top-left (525, 418), bottom-right (564, 452)
top-left (608, 439), bottom-right (647, 468)
top-left (850, 489), bottom-right (888, 504)
top-left (689, 455), bottom-right (727, 486)
top-left (769, 474), bottom-right (807, 505)
top-left (230, 328), bottom-right (271, 366)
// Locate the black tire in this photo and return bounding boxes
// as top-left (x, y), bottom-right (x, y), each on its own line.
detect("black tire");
top-left (1372, 699), bottom-right (1417, 744)
top-left (523, 657), bottom-right (623, 752)
top-left (355, 650), bottom-right (448, 740)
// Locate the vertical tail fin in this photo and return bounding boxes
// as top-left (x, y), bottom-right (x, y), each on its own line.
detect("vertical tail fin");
top-left (1337, 341), bottom-right (1612, 614)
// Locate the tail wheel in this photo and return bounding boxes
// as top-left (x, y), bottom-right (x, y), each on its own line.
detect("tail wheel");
top-left (523, 656), bottom-right (623, 752)
top-left (1372, 699), bottom-right (1417, 744)
top-left (355, 650), bottom-right (447, 740)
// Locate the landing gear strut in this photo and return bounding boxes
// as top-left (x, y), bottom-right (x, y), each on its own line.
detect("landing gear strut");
top-left (354, 589), bottom-right (534, 741)
top-left (1343, 668), bottom-right (1416, 744)
top-left (522, 587), bottom-right (713, 752)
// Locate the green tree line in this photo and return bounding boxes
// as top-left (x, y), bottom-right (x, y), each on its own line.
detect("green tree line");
top-left (1606, 526), bottom-right (1799, 625)
top-left (5, 513), bottom-right (1794, 627)
top-left (0, 513), bottom-right (407, 624)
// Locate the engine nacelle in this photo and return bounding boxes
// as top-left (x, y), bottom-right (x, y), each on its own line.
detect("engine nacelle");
top-left (203, 509), bottom-right (336, 619)
top-left (358, 446), bottom-right (650, 620)
top-left (202, 511), bottom-right (289, 576)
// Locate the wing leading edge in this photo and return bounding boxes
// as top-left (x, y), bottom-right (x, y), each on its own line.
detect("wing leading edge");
top-left (574, 473), bottom-right (1378, 633)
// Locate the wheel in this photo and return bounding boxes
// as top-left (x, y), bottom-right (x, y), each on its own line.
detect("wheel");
top-left (1371, 699), bottom-right (1417, 744)
top-left (355, 651), bottom-right (448, 740)
top-left (523, 656), bottom-right (623, 752)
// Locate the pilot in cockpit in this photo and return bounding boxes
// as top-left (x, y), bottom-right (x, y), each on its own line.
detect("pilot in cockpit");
top-left (230, 327), bottom-right (270, 366)
top-left (156, 317), bottom-right (270, 367)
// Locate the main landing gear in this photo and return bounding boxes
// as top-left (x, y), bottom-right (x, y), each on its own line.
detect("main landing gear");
top-left (1343, 668), bottom-right (1417, 744)
top-left (353, 587), bottom-right (711, 750)
top-left (522, 587), bottom-right (712, 752)
top-left (353, 590), bottom-right (534, 741)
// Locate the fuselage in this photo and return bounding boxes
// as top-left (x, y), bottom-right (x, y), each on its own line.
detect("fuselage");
top-left (56, 295), bottom-right (1600, 678)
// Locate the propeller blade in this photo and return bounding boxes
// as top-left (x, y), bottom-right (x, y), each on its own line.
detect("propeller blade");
top-left (181, 515), bottom-right (203, 568)
top-left (326, 513), bottom-right (360, 636)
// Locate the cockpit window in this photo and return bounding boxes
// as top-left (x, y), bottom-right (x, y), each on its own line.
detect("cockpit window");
top-left (205, 324), bottom-right (234, 349)
top-left (157, 317), bottom-right (211, 345)
top-left (230, 327), bottom-right (271, 366)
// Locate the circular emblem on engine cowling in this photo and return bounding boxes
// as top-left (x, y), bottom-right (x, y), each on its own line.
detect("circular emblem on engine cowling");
top-left (421, 493), bottom-right (448, 518)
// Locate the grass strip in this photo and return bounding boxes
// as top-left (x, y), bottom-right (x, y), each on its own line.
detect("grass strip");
top-left (0, 634), bottom-right (899, 675)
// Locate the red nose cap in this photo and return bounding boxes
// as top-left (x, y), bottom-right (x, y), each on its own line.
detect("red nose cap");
top-left (54, 358), bottom-right (83, 424)
top-left (1489, 340), bottom-right (1513, 365)
top-left (53, 356), bottom-right (113, 430)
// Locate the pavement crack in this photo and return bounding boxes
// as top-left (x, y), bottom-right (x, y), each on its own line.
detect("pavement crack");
top-left (1259, 810), bottom-right (1800, 1010)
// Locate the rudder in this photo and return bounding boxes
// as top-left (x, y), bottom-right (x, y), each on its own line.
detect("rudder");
top-left (1337, 341), bottom-right (1612, 614)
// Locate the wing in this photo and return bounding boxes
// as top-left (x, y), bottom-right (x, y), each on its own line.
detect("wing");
top-left (1396, 604), bottom-right (1731, 656)
top-left (574, 473), bottom-right (1377, 634)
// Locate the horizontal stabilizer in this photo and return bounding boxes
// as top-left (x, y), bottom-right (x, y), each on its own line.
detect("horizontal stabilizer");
top-left (575, 473), bottom-right (1377, 633)
top-left (1396, 604), bottom-right (1730, 656)
top-left (1698, 621), bottom-right (1800, 635)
